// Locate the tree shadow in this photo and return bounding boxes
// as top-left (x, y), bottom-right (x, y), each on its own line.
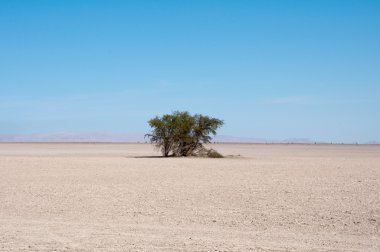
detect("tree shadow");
top-left (133, 155), bottom-right (166, 158)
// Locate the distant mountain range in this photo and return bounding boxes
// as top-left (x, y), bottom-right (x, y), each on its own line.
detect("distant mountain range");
top-left (0, 132), bottom-right (377, 144)
top-left (0, 132), bottom-right (311, 143)
top-left (213, 136), bottom-right (316, 144)
top-left (0, 132), bottom-right (144, 143)
top-left (365, 141), bottom-right (380, 144)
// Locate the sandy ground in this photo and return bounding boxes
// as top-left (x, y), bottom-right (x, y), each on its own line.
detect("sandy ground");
top-left (0, 143), bottom-right (379, 251)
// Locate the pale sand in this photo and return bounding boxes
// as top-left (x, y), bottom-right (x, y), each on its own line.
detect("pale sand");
top-left (0, 143), bottom-right (379, 251)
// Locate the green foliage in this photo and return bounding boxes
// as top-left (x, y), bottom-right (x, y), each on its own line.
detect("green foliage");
top-left (206, 149), bottom-right (224, 158)
top-left (145, 111), bottom-right (224, 157)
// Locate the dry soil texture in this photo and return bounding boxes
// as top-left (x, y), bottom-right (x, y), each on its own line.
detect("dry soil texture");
top-left (0, 143), bottom-right (379, 251)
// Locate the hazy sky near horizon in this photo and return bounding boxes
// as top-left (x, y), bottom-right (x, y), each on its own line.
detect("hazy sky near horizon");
top-left (1, 0), bottom-right (379, 142)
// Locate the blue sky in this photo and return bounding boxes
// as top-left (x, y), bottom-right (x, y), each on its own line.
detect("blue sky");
top-left (1, 0), bottom-right (379, 142)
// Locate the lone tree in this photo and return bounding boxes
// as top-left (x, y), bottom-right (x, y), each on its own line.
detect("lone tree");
top-left (145, 111), bottom-right (224, 157)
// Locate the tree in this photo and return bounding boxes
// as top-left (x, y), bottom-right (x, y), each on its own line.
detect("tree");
top-left (145, 111), bottom-right (224, 157)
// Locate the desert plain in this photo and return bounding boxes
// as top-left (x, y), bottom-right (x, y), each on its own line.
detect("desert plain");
top-left (0, 143), bottom-right (379, 251)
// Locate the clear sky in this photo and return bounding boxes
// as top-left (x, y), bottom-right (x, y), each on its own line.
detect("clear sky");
top-left (1, 0), bottom-right (379, 142)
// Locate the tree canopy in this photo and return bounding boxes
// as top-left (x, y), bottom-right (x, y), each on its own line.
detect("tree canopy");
top-left (145, 111), bottom-right (224, 157)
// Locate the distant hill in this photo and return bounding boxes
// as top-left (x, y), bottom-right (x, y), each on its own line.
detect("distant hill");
top-left (281, 138), bottom-right (315, 144)
top-left (1, 133), bottom-right (308, 144)
top-left (213, 135), bottom-right (315, 144)
top-left (0, 132), bottom-right (376, 144)
top-left (213, 135), bottom-right (268, 143)
top-left (365, 141), bottom-right (380, 145)
top-left (0, 132), bottom-right (145, 143)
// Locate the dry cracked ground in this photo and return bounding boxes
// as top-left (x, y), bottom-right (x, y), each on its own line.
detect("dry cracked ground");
top-left (0, 143), bottom-right (379, 251)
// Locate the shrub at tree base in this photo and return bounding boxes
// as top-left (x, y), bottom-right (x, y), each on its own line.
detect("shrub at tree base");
top-left (206, 149), bottom-right (224, 158)
top-left (145, 111), bottom-right (224, 157)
